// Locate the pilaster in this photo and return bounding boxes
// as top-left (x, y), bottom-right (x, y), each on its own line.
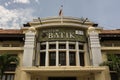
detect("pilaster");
top-left (23, 27), bottom-right (36, 67)
top-left (76, 42), bottom-right (80, 66)
top-left (88, 27), bottom-right (102, 66)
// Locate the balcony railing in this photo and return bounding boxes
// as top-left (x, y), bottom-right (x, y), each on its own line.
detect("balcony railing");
top-left (0, 43), bottom-right (24, 51)
top-left (101, 43), bottom-right (120, 47)
top-left (0, 43), bottom-right (23, 47)
top-left (5, 64), bottom-right (17, 71)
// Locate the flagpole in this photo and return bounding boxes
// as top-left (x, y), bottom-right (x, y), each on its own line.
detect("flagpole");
top-left (38, 17), bottom-right (42, 25)
top-left (61, 5), bottom-right (63, 24)
top-left (82, 18), bottom-right (88, 24)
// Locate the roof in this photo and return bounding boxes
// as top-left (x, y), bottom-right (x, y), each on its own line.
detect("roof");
top-left (99, 30), bottom-right (120, 41)
top-left (100, 30), bottom-right (120, 34)
top-left (0, 29), bottom-right (24, 41)
top-left (0, 29), bottom-right (23, 34)
top-left (25, 16), bottom-right (95, 29)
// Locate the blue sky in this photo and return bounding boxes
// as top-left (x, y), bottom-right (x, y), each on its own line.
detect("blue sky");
top-left (0, 0), bottom-right (120, 29)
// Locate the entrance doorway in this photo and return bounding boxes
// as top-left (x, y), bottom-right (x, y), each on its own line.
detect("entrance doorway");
top-left (48, 77), bottom-right (76, 80)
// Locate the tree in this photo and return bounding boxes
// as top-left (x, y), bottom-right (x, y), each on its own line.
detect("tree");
top-left (0, 54), bottom-right (19, 80)
top-left (100, 54), bottom-right (120, 80)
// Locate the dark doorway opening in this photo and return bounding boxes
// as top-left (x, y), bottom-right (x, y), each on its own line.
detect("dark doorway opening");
top-left (48, 77), bottom-right (76, 80)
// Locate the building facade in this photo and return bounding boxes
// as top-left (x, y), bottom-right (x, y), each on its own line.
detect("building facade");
top-left (0, 16), bottom-right (119, 80)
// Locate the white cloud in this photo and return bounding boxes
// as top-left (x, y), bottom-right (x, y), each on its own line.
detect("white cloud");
top-left (13, 0), bottom-right (30, 4)
top-left (35, 0), bottom-right (39, 2)
top-left (0, 6), bottom-right (34, 29)
top-left (4, 0), bottom-right (39, 6)
top-left (12, 0), bottom-right (39, 4)
top-left (4, 2), bottom-right (12, 6)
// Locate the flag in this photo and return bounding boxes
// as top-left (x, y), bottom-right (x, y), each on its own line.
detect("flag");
top-left (59, 5), bottom-right (63, 23)
top-left (59, 5), bottom-right (63, 16)
top-left (59, 9), bottom-right (62, 16)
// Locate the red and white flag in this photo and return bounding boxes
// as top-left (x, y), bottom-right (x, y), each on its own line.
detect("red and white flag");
top-left (59, 9), bottom-right (62, 16)
top-left (59, 5), bottom-right (63, 16)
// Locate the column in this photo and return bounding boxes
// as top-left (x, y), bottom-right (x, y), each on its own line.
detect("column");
top-left (66, 41), bottom-right (69, 66)
top-left (84, 43), bottom-right (90, 66)
top-left (76, 42), bottom-right (80, 66)
top-left (45, 42), bottom-right (49, 66)
top-left (23, 28), bottom-right (36, 67)
top-left (88, 27), bottom-right (102, 66)
top-left (36, 43), bottom-right (40, 66)
top-left (56, 41), bottom-right (59, 66)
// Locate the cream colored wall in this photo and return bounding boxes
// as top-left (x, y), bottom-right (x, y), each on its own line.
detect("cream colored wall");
top-left (18, 52), bottom-right (23, 67)
top-left (94, 67), bottom-right (111, 80)
top-left (21, 71), bottom-right (31, 80)
top-left (84, 43), bottom-right (90, 66)
top-left (77, 76), bottom-right (88, 80)
top-left (14, 67), bottom-right (22, 80)
top-left (101, 52), bottom-right (108, 62)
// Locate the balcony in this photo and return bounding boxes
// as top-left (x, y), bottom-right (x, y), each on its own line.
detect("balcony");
top-left (5, 64), bottom-right (17, 71)
top-left (22, 66), bottom-right (107, 76)
top-left (101, 43), bottom-right (120, 51)
top-left (0, 43), bottom-right (24, 51)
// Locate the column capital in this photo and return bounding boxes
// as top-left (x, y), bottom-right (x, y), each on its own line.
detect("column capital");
top-left (27, 26), bottom-right (36, 33)
top-left (88, 26), bottom-right (96, 34)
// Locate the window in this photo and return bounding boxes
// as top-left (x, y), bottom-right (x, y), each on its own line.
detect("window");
top-left (40, 52), bottom-right (46, 66)
top-left (2, 74), bottom-right (14, 80)
top-left (59, 51), bottom-right (66, 66)
top-left (116, 54), bottom-right (120, 58)
top-left (69, 52), bottom-right (76, 66)
top-left (40, 44), bottom-right (46, 50)
top-left (5, 64), bottom-right (16, 71)
top-left (79, 45), bottom-right (83, 50)
top-left (69, 44), bottom-right (75, 49)
top-left (49, 52), bottom-right (56, 66)
top-left (49, 44), bottom-right (56, 49)
top-left (59, 44), bottom-right (66, 49)
top-left (79, 52), bottom-right (85, 66)
top-left (39, 41), bottom-right (85, 67)
top-left (110, 73), bottom-right (118, 80)
top-left (5, 54), bottom-right (17, 71)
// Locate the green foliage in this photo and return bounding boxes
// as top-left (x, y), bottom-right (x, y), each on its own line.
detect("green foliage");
top-left (0, 53), bottom-right (19, 80)
top-left (100, 54), bottom-right (120, 72)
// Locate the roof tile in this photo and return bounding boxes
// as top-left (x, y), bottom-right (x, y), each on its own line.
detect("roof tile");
top-left (0, 29), bottom-right (23, 34)
top-left (100, 30), bottom-right (120, 34)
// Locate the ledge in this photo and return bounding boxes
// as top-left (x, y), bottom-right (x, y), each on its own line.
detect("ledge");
top-left (22, 66), bottom-right (107, 72)
top-left (0, 47), bottom-right (24, 51)
top-left (101, 47), bottom-right (120, 51)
